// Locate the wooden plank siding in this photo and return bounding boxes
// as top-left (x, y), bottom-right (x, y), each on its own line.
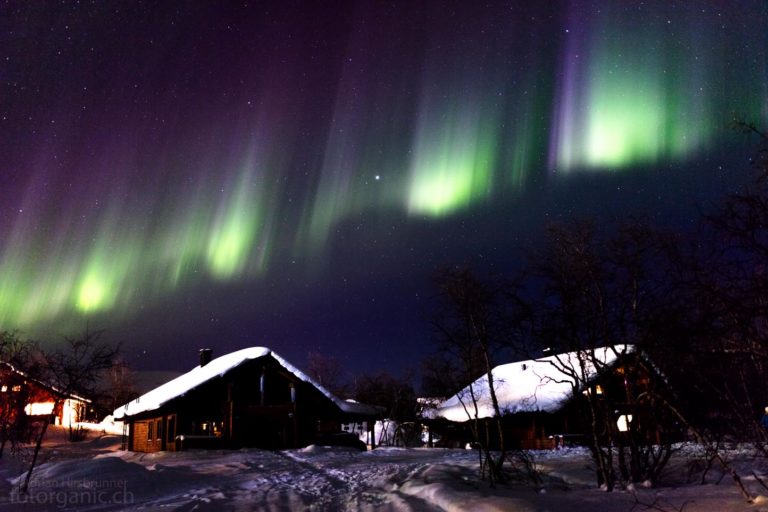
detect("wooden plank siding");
top-left (129, 414), bottom-right (179, 452)
top-left (131, 417), bottom-right (163, 452)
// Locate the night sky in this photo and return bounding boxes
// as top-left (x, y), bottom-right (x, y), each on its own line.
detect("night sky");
top-left (1, 1), bottom-right (766, 376)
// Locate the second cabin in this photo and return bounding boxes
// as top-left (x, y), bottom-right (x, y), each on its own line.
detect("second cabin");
top-left (422, 345), bottom-right (674, 450)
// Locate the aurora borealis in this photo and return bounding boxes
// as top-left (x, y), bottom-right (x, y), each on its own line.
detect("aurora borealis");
top-left (1, 1), bottom-right (766, 371)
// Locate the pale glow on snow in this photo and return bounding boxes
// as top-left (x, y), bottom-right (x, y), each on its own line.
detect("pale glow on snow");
top-left (59, 398), bottom-right (81, 426)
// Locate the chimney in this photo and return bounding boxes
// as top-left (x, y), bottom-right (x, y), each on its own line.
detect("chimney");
top-left (199, 348), bottom-right (213, 367)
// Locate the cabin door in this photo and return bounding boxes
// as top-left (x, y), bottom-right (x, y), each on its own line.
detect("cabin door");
top-left (165, 414), bottom-right (177, 451)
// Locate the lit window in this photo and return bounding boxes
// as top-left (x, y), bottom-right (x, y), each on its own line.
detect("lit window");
top-left (0, 385), bottom-right (6, 392)
top-left (11, 384), bottom-right (21, 392)
top-left (24, 402), bottom-right (55, 415)
top-left (581, 385), bottom-right (604, 397)
top-left (617, 414), bottom-right (633, 432)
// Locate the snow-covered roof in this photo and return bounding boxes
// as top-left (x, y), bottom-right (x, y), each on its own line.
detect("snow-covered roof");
top-left (425, 345), bottom-right (634, 422)
top-left (113, 347), bottom-right (379, 419)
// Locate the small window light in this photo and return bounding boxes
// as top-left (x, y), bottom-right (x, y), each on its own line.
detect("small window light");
top-left (581, 385), bottom-right (604, 397)
top-left (617, 414), bottom-right (633, 432)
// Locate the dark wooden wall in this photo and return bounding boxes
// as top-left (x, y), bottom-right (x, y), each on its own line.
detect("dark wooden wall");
top-left (126, 356), bottom-right (367, 452)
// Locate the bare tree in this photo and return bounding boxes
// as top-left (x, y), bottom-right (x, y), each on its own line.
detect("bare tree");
top-left (306, 351), bottom-right (349, 398)
top-left (92, 357), bottom-right (139, 421)
top-left (0, 331), bottom-right (41, 459)
top-left (429, 267), bottom-right (514, 486)
top-left (529, 221), bottom-right (680, 489)
top-left (354, 371), bottom-right (419, 446)
top-left (637, 122), bottom-right (768, 502)
top-left (19, 331), bottom-right (119, 494)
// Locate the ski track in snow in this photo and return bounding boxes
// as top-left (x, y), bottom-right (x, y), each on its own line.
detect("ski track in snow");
top-left (86, 446), bottom-right (464, 511)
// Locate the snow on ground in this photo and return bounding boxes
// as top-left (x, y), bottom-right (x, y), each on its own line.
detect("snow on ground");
top-left (2, 427), bottom-right (768, 511)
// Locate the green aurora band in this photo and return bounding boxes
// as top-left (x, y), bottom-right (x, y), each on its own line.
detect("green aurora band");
top-left (551, 7), bottom-right (727, 171)
top-left (0, 4), bottom-right (764, 333)
top-left (407, 99), bottom-right (499, 217)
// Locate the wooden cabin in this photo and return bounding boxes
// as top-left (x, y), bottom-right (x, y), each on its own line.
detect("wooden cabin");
top-left (113, 347), bottom-right (381, 452)
top-left (423, 345), bottom-right (671, 449)
top-left (0, 362), bottom-right (90, 431)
